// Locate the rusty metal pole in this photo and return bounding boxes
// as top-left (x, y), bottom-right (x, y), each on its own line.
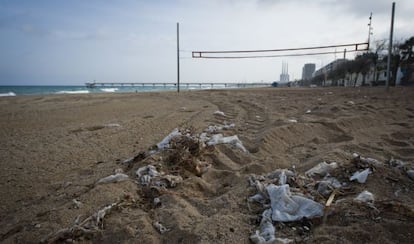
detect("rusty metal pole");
top-left (386, 2), bottom-right (395, 91)
top-left (177, 22), bottom-right (180, 93)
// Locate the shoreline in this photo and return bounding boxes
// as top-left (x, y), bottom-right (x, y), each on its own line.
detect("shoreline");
top-left (0, 84), bottom-right (273, 97)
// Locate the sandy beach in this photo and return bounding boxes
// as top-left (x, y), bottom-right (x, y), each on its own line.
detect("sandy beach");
top-left (1, 87), bottom-right (413, 243)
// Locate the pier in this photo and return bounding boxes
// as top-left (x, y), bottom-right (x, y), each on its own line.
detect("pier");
top-left (85, 82), bottom-right (272, 89)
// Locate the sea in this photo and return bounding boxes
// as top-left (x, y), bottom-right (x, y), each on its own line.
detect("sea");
top-left (0, 84), bottom-right (235, 96)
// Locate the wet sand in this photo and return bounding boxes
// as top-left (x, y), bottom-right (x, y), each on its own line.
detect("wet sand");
top-left (0, 87), bottom-right (413, 243)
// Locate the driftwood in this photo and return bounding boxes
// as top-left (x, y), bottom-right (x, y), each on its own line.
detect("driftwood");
top-left (41, 203), bottom-right (117, 243)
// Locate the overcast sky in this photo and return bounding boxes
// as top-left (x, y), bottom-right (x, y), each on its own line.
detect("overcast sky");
top-left (0, 0), bottom-right (413, 85)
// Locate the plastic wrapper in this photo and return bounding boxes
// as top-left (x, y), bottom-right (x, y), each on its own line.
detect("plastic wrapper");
top-left (305, 162), bottom-right (338, 177)
top-left (266, 184), bottom-right (324, 222)
top-left (207, 134), bottom-right (248, 152)
top-left (350, 168), bottom-right (371, 183)
top-left (96, 173), bottom-right (129, 184)
top-left (156, 128), bottom-right (181, 150)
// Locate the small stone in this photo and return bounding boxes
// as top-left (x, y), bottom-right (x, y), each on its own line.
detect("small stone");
top-left (407, 170), bottom-right (414, 180)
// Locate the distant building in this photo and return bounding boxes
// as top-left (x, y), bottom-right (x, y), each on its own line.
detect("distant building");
top-left (313, 59), bottom-right (347, 77)
top-left (302, 63), bottom-right (316, 80)
top-left (280, 62), bottom-right (290, 82)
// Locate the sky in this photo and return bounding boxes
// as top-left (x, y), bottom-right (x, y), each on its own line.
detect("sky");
top-left (0, 0), bottom-right (413, 85)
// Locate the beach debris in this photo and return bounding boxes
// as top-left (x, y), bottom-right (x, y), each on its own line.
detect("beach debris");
top-left (287, 119), bottom-right (297, 123)
top-left (388, 158), bottom-right (406, 169)
top-left (250, 209), bottom-right (276, 244)
top-left (96, 173), bottom-right (129, 185)
top-left (306, 109), bottom-right (312, 114)
top-left (352, 153), bottom-right (382, 166)
top-left (136, 165), bottom-right (184, 188)
top-left (136, 165), bottom-right (160, 178)
top-left (122, 151), bottom-right (148, 164)
top-left (325, 190), bottom-right (337, 207)
top-left (41, 202), bottom-right (119, 243)
top-left (199, 132), bottom-right (210, 142)
top-left (407, 170), bottom-right (414, 180)
top-left (213, 110), bottom-right (226, 116)
top-left (154, 197), bottom-right (161, 207)
top-left (305, 162), bottom-right (338, 177)
top-left (204, 123), bottom-right (235, 133)
top-left (267, 184), bottom-right (324, 222)
top-left (354, 190), bottom-right (375, 203)
top-left (153, 175), bottom-right (183, 188)
top-left (95, 204), bottom-right (116, 228)
top-left (316, 175), bottom-right (341, 197)
top-left (136, 165), bottom-right (160, 186)
top-left (350, 168), bottom-right (371, 183)
top-left (249, 168), bottom-right (325, 242)
top-left (156, 128), bottom-right (181, 150)
top-left (266, 169), bottom-right (295, 185)
top-left (104, 123), bottom-right (120, 128)
top-left (72, 199), bottom-right (82, 209)
top-left (207, 134), bottom-right (248, 152)
top-left (153, 221), bottom-right (169, 234)
top-left (346, 101), bottom-right (355, 105)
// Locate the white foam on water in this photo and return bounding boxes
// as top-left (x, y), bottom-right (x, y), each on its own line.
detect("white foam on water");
top-left (56, 90), bottom-right (90, 94)
top-left (0, 92), bottom-right (16, 97)
top-left (100, 88), bottom-right (118, 92)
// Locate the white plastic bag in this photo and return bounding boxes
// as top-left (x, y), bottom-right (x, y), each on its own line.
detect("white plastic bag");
top-left (157, 128), bottom-right (181, 150)
top-left (266, 184), bottom-right (324, 222)
top-left (354, 190), bottom-right (374, 203)
top-left (207, 134), bottom-right (248, 152)
top-left (305, 162), bottom-right (338, 177)
top-left (350, 168), bottom-right (371, 183)
top-left (96, 173), bottom-right (129, 184)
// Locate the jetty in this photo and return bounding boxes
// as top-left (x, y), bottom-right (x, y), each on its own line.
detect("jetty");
top-left (85, 82), bottom-right (272, 89)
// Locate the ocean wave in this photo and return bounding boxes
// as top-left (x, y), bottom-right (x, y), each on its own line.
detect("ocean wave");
top-left (100, 88), bottom-right (118, 92)
top-left (0, 92), bottom-right (17, 97)
top-left (56, 90), bottom-right (90, 94)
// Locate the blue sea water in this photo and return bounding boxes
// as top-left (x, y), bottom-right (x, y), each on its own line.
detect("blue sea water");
top-left (0, 85), bottom-right (186, 96)
top-left (0, 83), bottom-right (270, 96)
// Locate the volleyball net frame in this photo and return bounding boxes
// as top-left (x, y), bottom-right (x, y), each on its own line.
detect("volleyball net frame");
top-left (192, 42), bottom-right (369, 59)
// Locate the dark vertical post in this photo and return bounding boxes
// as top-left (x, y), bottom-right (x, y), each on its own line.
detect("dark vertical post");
top-left (343, 49), bottom-right (347, 59)
top-left (386, 2), bottom-right (395, 91)
top-left (367, 13), bottom-right (372, 51)
top-left (177, 22), bottom-right (180, 93)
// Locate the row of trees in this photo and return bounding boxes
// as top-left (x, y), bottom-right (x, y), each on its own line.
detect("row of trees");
top-left (298, 36), bottom-right (414, 87)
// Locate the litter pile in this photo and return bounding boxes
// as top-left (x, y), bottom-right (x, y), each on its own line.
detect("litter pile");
top-left (248, 153), bottom-right (414, 243)
top-left (42, 120), bottom-right (248, 242)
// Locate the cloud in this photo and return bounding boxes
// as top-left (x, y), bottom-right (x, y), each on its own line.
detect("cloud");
top-left (50, 28), bottom-right (112, 41)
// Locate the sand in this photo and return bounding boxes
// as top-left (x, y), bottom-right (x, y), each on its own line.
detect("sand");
top-left (0, 87), bottom-right (413, 243)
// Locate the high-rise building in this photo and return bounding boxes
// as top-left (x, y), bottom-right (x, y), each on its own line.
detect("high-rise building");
top-left (302, 63), bottom-right (316, 80)
top-left (280, 62), bottom-right (290, 82)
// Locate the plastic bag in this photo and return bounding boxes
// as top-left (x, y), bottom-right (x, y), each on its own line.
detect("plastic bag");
top-left (266, 184), bottom-right (324, 222)
top-left (250, 209), bottom-right (276, 244)
top-left (207, 134), bottom-right (248, 152)
top-left (96, 173), bottom-right (129, 184)
top-left (157, 128), bottom-right (181, 150)
top-left (305, 162), bottom-right (338, 177)
top-left (350, 168), bottom-right (371, 183)
top-left (354, 190), bottom-right (374, 203)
